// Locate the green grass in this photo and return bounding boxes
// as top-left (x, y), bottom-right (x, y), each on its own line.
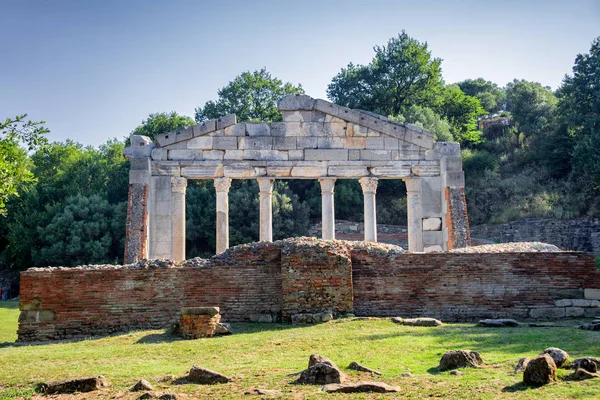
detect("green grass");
top-left (1, 302), bottom-right (599, 399)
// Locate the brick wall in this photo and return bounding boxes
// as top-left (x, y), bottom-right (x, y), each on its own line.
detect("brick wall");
top-left (352, 250), bottom-right (600, 321)
top-left (17, 239), bottom-right (600, 342)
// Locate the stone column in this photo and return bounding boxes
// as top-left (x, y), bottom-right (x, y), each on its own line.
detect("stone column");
top-left (359, 177), bottom-right (378, 242)
top-left (171, 177), bottom-right (187, 262)
top-left (257, 178), bottom-right (275, 242)
top-left (404, 178), bottom-right (424, 252)
top-left (214, 177), bottom-right (232, 254)
top-left (124, 158), bottom-right (151, 263)
top-left (319, 178), bottom-right (336, 240)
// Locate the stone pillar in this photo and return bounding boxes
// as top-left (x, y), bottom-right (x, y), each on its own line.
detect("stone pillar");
top-left (257, 178), bottom-right (274, 242)
top-left (318, 178), bottom-right (336, 240)
top-left (124, 158), bottom-right (151, 263)
top-left (359, 177), bottom-right (378, 242)
top-left (214, 177), bottom-right (232, 254)
top-left (404, 178), bottom-right (424, 252)
top-left (171, 177), bottom-right (187, 262)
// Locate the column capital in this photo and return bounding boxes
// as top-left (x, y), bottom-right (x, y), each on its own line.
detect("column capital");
top-left (170, 177), bottom-right (187, 194)
top-left (359, 177), bottom-right (378, 194)
top-left (257, 178), bottom-right (275, 194)
top-left (214, 177), bottom-right (232, 193)
top-left (318, 178), bottom-right (336, 195)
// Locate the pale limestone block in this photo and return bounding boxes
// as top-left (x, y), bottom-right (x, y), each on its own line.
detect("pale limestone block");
top-left (301, 122), bottom-right (327, 137)
top-left (203, 150), bottom-right (224, 160)
top-left (224, 150), bottom-right (244, 160)
top-left (319, 178), bottom-right (336, 240)
top-left (238, 137), bottom-right (273, 150)
top-left (297, 137), bottom-right (318, 149)
top-left (257, 178), bottom-right (274, 242)
top-left (281, 111), bottom-right (303, 122)
top-left (359, 177), bottom-right (378, 242)
top-left (195, 120), bottom-right (217, 136)
top-left (273, 137), bottom-right (297, 150)
top-left (181, 165), bottom-right (223, 178)
top-left (434, 142), bottom-right (460, 157)
top-left (224, 164), bottom-right (255, 178)
top-left (282, 110), bottom-right (326, 122)
top-left (243, 150), bottom-right (288, 161)
top-left (163, 141), bottom-right (189, 150)
top-left (246, 123), bottom-right (270, 136)
top-left (379, 123), bottom-right (406, 140)
top-left (370, 165), bottom-right (412, 178)
top-left (328, 165), bottom-right (369, 177)
top-left (187, 136), bottom-right (214, 150)
top-left (344, 137), bottom-right (366, 149)
top-left (277, 94), bottom-right (315, 111)
top-left (174, 127), bottom-right (193, 142)
top-left (585, 288), bottom-right (600, 300)
top-left (384, 137), bottom-right (399, 150)
top-left (305, 149), bottom-right (349, 161)
top-left (349, 149), bottom-right (360, 161)
top-left (129, 170), bottom-right (150, 184)
top-left (336, 107), bottom-right (362, 124)
top-left (565, 307), bottom-right (585, 317)
top-left (423, 217), bottom-right (442, 231)
top-left (441, 156), bottom-right (463, 172)
top-left (266, 166), bottom-right (292, 177)
top-left (216, 114), bottom-right (236, 130)
top-left (224, 123), bottom-right (247, 137)
top-left (273, 122), bottom-right (301, 136)
top-left (269, 122), bottom-right (286, 137)
top-left (423, 231), bottom-right (443, 246)
top-left (213, 137), bottom-right (238, 150)
top-left (555, 299), bottom-right (572, 307)
top-left (405, 129), bottom-right (435, 150)
top-left (151, 148), bottom-right (168, 161)
top-left (366, 137), bottom-right (385, 149)
top-left (367, 129), bottom-right (381, 137)
top-left (411, 162), bottom-right (441, 177)
top-left (168, 150), bottom-right (203, 161)
top-left (152, 161), bottom-right (181, 176)
top-left (291, 163), bottom-right (328, 177)
top-left (360, 150), bottom-right (391, 161)
top-left (318, 137), bottom-right (344, 149)
top-left (254, 167), bottom-right (267, 176)
top-left (326, 122), bottom-right (348, 137)
top-left (352, 124), bottom-right (368, 137)
top-left (572, 299), bottom-right (593, 307)
top-left (325, 114), bottom-right (346, 123)
top-left (397, 144), bottom-right (421, 160)
top-left (444, 171), bottom-right (465, 187)
top-left (314, 98), bottom-right (340, 116)
top-left (288, 150), bottom-right (305, 160)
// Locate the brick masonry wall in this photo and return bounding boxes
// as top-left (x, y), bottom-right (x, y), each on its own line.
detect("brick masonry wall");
top-left (17, 239), bottom-right (600, 341)
top-left (352, 250), bottom-right (600, 321)
top-left (281, 241), bottom-right (353, 321)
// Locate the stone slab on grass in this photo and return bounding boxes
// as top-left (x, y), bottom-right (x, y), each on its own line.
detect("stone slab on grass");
top-left (478, 319), bottom-right (519, 327)
top-left (37, 376), bottom-right (108, 394)
top-left (187, 366), bottom-right (231, 384)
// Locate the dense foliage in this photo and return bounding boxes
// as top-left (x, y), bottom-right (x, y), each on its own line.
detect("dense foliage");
top-left (1, 33), bottom-right (599, 270)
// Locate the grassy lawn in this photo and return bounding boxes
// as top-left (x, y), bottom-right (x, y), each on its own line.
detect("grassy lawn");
top-left (1, 301), bottom-right (599, 399)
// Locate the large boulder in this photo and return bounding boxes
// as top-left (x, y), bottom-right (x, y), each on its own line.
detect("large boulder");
top-left (569, 357), bottom-right (600, 373)
top-left (540, 347), bottom-right (569, 368)
top-left (321, 382), bottom-right (400, 393)
top-left (37, 376), bottom-right (108, 394)
top-left (187, 366), bottom-right (231, 384)
top-left (477, 319), bottom-right (519, 327)
top-left (439, 350), bottom-right (483, 371)
top-left (308, 354), bottom-right (337, 369)
top-left (297, 363), bottom-right (344, 385)
top-left (523, 355), bottom-right (556, 386)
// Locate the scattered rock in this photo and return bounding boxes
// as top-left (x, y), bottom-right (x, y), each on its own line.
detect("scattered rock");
top-left (245, 388), bottom-right (283, 395)
top-left (449, 370), bottom-right (462, 376)
top-left (132, 379), bottom-right (154, 392)
top-left (402, 317), bottom-right (442, 327)
top-left (347, 361), bottom-right (381, 375)
top-left (571, 368), bottom-right (599, 380)
top-left (451, 242), bottom-right (561, 253)
top-left (297, 363), bottom-right (344, 385)
top-left (399, 372), bottom-right (413, 377)
top-left (528, 323), bottom-right (559, 328)
top-left (37, 376), bottom-right (108, 394)
top-left (439, 350), bottom-right (483, 371)
top-left (514, 357), bottom-right (531, 374)
top-left (159, 374), bottom-right (175, 382)
top-left (569, 357), bottom-right (600, 373)
top-left (309, 354), bottom-right (337, 369)
top-left (187, 366), bottom-right (231, 384)
top-left (321, 382), bottom-right (400, 393)
top-left (580, 322), bottom-right (600, 331)
top-left (477, 319), bottom-right (519, 327)
top-left (158, 394), bottom-right (177, 400)
top-left (137, 393), bottom-right (155, 400)
top-left (523, 355), bottom-right (556, 386)
top-left (292, 312), bottom-right (333, 324)
top-left (540, 347), bottom-right (569, 368)
top-left (391, 317), bottom-right (404, 324)
top-left (214, 322), bottom-right (232, 335)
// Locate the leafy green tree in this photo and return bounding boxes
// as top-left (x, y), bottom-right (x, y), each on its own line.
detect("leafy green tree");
top-left (131, 112), bottom-right (195, 141)
top-left (390, 105), bottom-right (453, 142)
top-left (438, 85), bottom-right (486, 144)
top-left (32, 195), bottom-right (126, 267)
top-left (195, 68), bottom-right (304, 123)
top-left (457, 78), bottom-right (506, 114)
top-left (327, 31), bottom-right (444, 116)
top-left (0, 115), bottom-right (48, 214)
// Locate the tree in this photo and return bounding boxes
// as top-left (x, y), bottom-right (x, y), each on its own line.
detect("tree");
top-left (0, 115), bottom-right (48, 214)
top-left (438, 85), bottom-right (486, 144)
top-left (131, 112), bottom-right (195, 141)
top-left (390, 105), bottom-right (453, 142)
top-left (327, 31), bottom-right (444, 116)
top-left (195, 68), bottom-right (304, 123)
top-left (457, 78), bottom-right (506, 114)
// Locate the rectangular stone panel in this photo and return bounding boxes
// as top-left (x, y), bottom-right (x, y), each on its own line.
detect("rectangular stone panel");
top-left (243, 150), bottom-right (289, 161)
top-left (187, 137), bottom-right (214, 150)
top-left (213, 137), bottom-right (238, 150)
top-left (318, 137), bottom-right (344, 149)
top-left (360, 150), bottom-right (391, 161)
top-left (305, 149), bottom-right (348, 161)
top-left (344, 137), bottom-right (366, 149)
top-left (297, 137), bottom-right (318, 149)
top-left (328, 165), bottom-right (369, 177)
top-left (181, 165), bottom-right (224, 178)
top-left (239, 137), bottom-right (273, 150)
top-left (246, 123), bottom-right (270, 137)
top-left (224, 123), bottom-right (247, 137)
top-left (273, 137), bottom-right (297, 150)
top-left (168, 150), bottom-right (203, 161)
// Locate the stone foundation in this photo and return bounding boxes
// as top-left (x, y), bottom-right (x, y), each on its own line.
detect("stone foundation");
top-left (178, 307), bottom-right (221, 339)
top-left (17, 238), bottom-right (600, 342)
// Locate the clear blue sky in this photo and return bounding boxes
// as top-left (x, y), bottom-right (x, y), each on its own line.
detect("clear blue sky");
top-left (1, 0), bottom-right (598, 147)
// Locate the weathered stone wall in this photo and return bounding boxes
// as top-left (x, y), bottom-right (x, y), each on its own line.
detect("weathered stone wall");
top-left (471, 218), bottom-right (600, 255)
top-left (446, 187), bottom-right (470, 249)
top-left (281, 241), bottom-right (353, 321)
top-left (352, 250), bottom-right (600, 321)
top-left (17, 239), bottom-right (600, 341)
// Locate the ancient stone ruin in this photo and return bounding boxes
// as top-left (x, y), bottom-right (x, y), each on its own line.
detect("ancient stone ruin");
top-left (122, 94), bottom-right (470, 262)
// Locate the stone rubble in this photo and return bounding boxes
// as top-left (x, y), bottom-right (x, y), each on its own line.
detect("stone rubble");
top-left (347, 361), bottom-right (382, 375)
top-left (539, 347), bottom-right (570, 368)
top-left (36, 376), bottom-right (108, 394)
top-left (131, 379), bottom-right (154, 392)
top-left (478, 319), bottom-right (519, 327)
top-left (187, 366), bottom-right (231, 384)
top-left (523, 355), bottom-right (557, 386)
top-left (439, 350), bottom-right (483, 371)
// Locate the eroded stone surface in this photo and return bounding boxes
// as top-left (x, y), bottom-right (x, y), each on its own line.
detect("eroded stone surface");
top-left (540, 347), bottom-right (569, 368)
top-left (187, 366), bottom-right (231, 384)
top-left (478, 319), bottom-right (519, 327)
top-left (297, 363), bottom-right (344, 385)
top-left (439, 350), bottom-right (483, 371)
top-left (347, 361), bottom-right (382, 375)
top-left (523, 355), bottom-right (556, 386)
top-left (37, 376), bottom-right (108, 394)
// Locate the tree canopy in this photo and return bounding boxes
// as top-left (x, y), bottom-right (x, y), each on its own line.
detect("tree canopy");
top-left (131, 112), bottom-right (195, 141)
top-left (195, 68), bottom-right (304, 123)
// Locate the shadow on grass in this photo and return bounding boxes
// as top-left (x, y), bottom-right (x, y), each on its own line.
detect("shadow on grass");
top-left (0, 300), bottom-right (19, 310)
top-left (501, 382), bottom-right (531, 392)
top-left (426, 367), bottom-right (441, 375)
